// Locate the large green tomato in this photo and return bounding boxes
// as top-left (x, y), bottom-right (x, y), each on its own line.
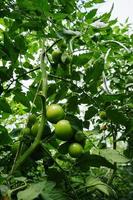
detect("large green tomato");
top-left (55, 120), bottom-right (73, 141)
top-left (68, 143), bottom-right (83, 158)
top-left (46, 104), bottom-right (65, 123)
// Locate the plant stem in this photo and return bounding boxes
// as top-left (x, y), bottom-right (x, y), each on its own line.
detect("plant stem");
top-left (10, 41), bottom-right (48, 173)
top-left (107, 123), bottom-right (117, 185)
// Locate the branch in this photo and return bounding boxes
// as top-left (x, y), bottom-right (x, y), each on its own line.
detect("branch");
top-left (103, 40), bottom-right (130, 52)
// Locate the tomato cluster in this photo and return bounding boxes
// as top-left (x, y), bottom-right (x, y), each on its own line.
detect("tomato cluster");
top-left (51, 40), bottom-right (72, 73)
top-left (46, 104), bottom-right (85, 158)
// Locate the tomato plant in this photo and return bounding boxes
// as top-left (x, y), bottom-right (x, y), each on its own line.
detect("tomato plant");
top-left (0, 0), bottom-right (132, 199)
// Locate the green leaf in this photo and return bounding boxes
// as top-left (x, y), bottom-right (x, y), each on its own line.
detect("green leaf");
top-left (66, 114), bottom-right (83, 131)
top-left (85, 58), bottom-right (104, 83)
top-left (67, 95), bottom-right (79, 113)
top-left (17, 0), bottom-right (49, 13)
top-left (4, 32), bottom-right (18, 62)
top-left (0, 125), bottom-right (12, 145)
top-left (106, 106), bottom-right (128, 125)
top-left (86, 176), bottom-right (116, 197)
top-left (99, 149), bottom-right (129, 163)
top-left (86, 9), bottom-right (97, 21)
top-left (0, 97), bottom-right (12, 113)
top-left (72, 53), bottom-right (93, 66)
top-left (85, 106), bottom-right (97, 120)
top-left (15, 35), bottom-right (27, 53)
top-left (17, 181), bottom-right (51, 200)
top-left (76, 152), bottom-right (115, 171)
top-left (17, 181), bottom-right (67, 200)
top-left (13, 92), bottom-right (30, 108)
top-left (46, 168), bottom-right (65, 184)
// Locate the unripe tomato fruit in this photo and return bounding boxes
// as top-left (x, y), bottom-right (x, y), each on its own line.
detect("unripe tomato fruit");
top-left (64, 55), bottom-right (72, 64)
top-left (74, 131), bottom-right (86, 142)
top-left (21, 127), bottom-right (30, 136)
top-left (31, 123), bottom-right (39, 136)
top-left (58, 40), bottom-right (67, 50)
top-left (55, 120), bottom-right (73, 141)
top-left (99, 111), bottom-right (107, 120)
top-left (27, 114), bottom-right (37, 128)
top-left (31, 123), bottom-right (51, 138)
top-left (52, 50), bottom-right (62, 63)
top-left (46, 104), bottom-right (65, 123)
top-left (68, 143), bottom-right (83, 158)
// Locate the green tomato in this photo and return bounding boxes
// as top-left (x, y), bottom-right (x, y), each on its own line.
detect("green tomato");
top-left (46, 104), bottom-right (65, 123)
top-left (52, 50), bottom-right (62, 63)
top-left (58, 40), bottom-right (67, 50)
top-left (55, 120), bottom-right (73, 141)
top-left (27, 114), bottom-right (37, 128)
top-left (68, 143), bottom-right (83, 158)
top-left (31, 123), bottom-right (39, 137)
top-left (99, 111), bottom-right (107, 120)
top-left (20, 127), bottom-right (31, 137)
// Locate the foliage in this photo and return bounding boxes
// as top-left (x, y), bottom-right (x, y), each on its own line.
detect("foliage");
top-left (0, 0), bottom-right (133, 200)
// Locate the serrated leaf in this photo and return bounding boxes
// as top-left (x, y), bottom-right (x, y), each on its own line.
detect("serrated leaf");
top-left (99, 149), bottom-right (129, 163)
top-left (0, 97), bottom-right (12, 113)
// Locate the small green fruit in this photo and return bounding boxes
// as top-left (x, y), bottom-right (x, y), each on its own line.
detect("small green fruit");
top-left (31, 123), bottom-right (39, 136)
top-left (99, 111), bottom-right (107, 120)
top-left (68, 143), bottom-right (83, 158)
top-left (74, 131), bottom-right (86, 142)
top-left (27, 114), bottom-right (37, 128)
top-left (21, 127), bottom-right (30, 136)
top-left (58, 40), bottom-right (67, 50)
top-left (52, 50), bottom-right (62, 63)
